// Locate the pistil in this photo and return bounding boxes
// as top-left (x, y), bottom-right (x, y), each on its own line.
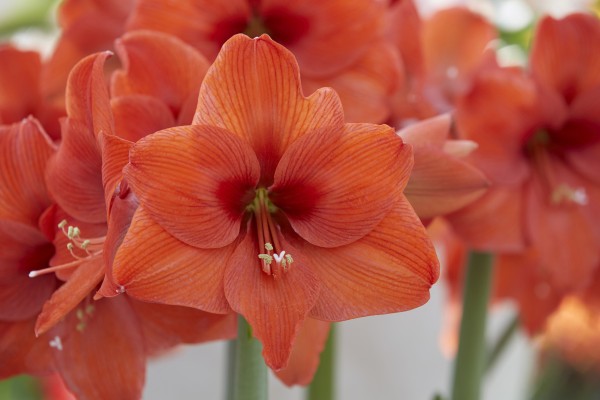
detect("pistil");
top-left (251, 188), bottom-right (293, 277)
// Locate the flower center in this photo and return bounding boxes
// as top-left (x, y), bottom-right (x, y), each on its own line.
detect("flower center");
top-left (526, 130), bottom-right (588, 206)
top-left (250, 188), bottom-right (293, 278)
top-left (28, 220), bottom-right (105, 278)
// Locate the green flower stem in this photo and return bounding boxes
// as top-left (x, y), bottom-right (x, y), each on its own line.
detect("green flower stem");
top-left (451, 251), bottom-right (494, 400)
top-left (232, 316), bottom-right (268, 400)
top-left (485, 313), bottom-right (519, 373)
top-left (226, 339), bottom-right (236, 400)
top-left (307, 324), bottom-right (336, 400)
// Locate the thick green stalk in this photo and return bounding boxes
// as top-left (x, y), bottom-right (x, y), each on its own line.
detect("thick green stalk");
top-left (232, 316), bottom-right (268, 400)
top-left (450, 251), bottom-right (494, 400)
top-left (307, 324), bottom-right (336, 400)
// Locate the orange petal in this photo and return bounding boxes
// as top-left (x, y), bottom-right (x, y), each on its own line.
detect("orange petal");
top-left (260, 0), bottom-right (385, 77)
top-left (271, 123), bottom-right (411, 248)
top-left (130, 301), bottom-right (237, 354)
top-left (422, 7), bottom-right (496, 81)
top-left (0, 219), bottom-right (56, 320)
top-left (455, 67), bottom-right (537, 186)
top-left (46, 52), bottom-right (114, 224)
top-left (274, 318), bottom-right (331, 386)
top-left (446, 186), bottom-right (526, 252)
top-left (35, 257), bottom-right (105, 336)
top-left (530, 14), bottom-right (600, 103)
top-left (0, 47), bottom-right (42, 125)
top-left (405, 147), bottom-right (489, 219)
top-left (64, 51), bottom-right (114, 138)
top-left (387, 0), bottom-right (424, 79)
top-left (98, 132), bottom-right (132, 214)
top-left (224, 230), bottom-right (321, 370)
top-left (46, 119), bottom-right (105, 224)
top-left (127, 0), bottom-right (251, 60)
top-left (50, 296), bottom-right (145, 399)
top-left (110, 207), bottom-right (232, 313)
top-left (397, 113), bottom-right (450, 148)
top-left (41, 0), bottom-right (132, 101)
top-left (526, 164), bottom-right (600, 292)
top-left (110, 95), bottom-right (175, 142)
top-left (293, 196), bottom-right (439, 321)
top-left (194, 34), bottom-right (345, 183)
top-left (302, 42), bottom-right (402, 124)
top-left (112, 30), bottom-right (210, 118)
top-left (125, 124), bottom-right (259, 249)
top-left (494, 250), bottom-right (562, 334)
top-left (0, 318), bottom-right (53, 378)
top-left (0, 118), bottom-right (55, 226)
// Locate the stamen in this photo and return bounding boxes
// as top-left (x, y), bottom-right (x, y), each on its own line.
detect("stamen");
top-left (49, 336), bottom-right (63, 351)
top-left (551, 184), bottom-right (588, 206)
top-left (29, 258), bottom-right (86, 278)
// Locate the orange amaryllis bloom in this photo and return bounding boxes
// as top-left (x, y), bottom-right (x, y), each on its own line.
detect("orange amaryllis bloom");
top-left (386, 0), bottom-right (496, 126)
top-left (447, 14), bottom-right (600, 292)
top-left (125, 0), bottom-right (401, 123)
top-left (0, 118), bottom-right (58, 378)
top-left (107, 34), bottom-right (439, 369)
top-left (25, 40), bottom-right (235, 397)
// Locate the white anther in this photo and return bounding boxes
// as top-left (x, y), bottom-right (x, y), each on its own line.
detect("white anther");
top-left (49, 336), bottom-right (63, 351)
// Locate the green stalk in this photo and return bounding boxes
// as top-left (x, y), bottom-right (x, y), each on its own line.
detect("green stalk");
top-left (232, 316), bottom-right (268, 400)
top-left (485, 314), bottom-right (519, 373)
top-left (307, 324), bottom-right (336, 400)
top-left (450, 251), bottom-right (494, 400)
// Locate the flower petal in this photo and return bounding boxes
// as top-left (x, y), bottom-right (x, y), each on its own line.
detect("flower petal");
top-left (405, 147), bottom-right (488, 219)
top-left (130, 301), bottom-right (237, 354)
top-left (50, 296), bottom-right (145, 400)
top-left (111, 30), bottom-right (210, 118)
top-left (194, 34), bottom-right (344, 184)
top-left (0, 318), bottom-right (53, 378)
top-left (0, 47), bottom-right (42, 125)
top-left (110, 207), bottom-right (232, 313)
top-left (35, 257), bottom-right (105, 336)
top-left (110, 95), bottom-right (175, 142)
top-left (271, 123), bottom-right (411, 248)
top-left (274, 318), bottom-right (331, 386)
top-left (0, 118), bottom-right (55, 226)
top-left (0, 220), bottom-right (56, 321)
top-left (301, 42), bottom-right (402, 124)
top-left (125, 124), bottom-right (260, 249)
top-left (530, 14), bottom-right (600, 102)
top-left (260, 0), bottom-right (385, 77)
top-left (224, 230), bottom-right (321, 370)
top-left (290, 196), bottom-right (438, 321)
top-left (455, 67), bottom-right (537, 185)
top-left (446, 186), bottom-right (526, 252)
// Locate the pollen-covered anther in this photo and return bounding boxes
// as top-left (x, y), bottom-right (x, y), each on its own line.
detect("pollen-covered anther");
top-left (551, 184), bottom-right (588, 206)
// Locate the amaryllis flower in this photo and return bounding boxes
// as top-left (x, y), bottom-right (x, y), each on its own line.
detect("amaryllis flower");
top-left (447, 13), bottom-right (600, 292)
top-left (125, 0), bottom-right (402, 123)
top-left (106, 34), bottom-right (439, 369)
top-left (21, 36), bottom-right (235, 398)
top-left (386, 0), bottom-right (496, 126)
top-left (0, 118), bottom-right (58, 378)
